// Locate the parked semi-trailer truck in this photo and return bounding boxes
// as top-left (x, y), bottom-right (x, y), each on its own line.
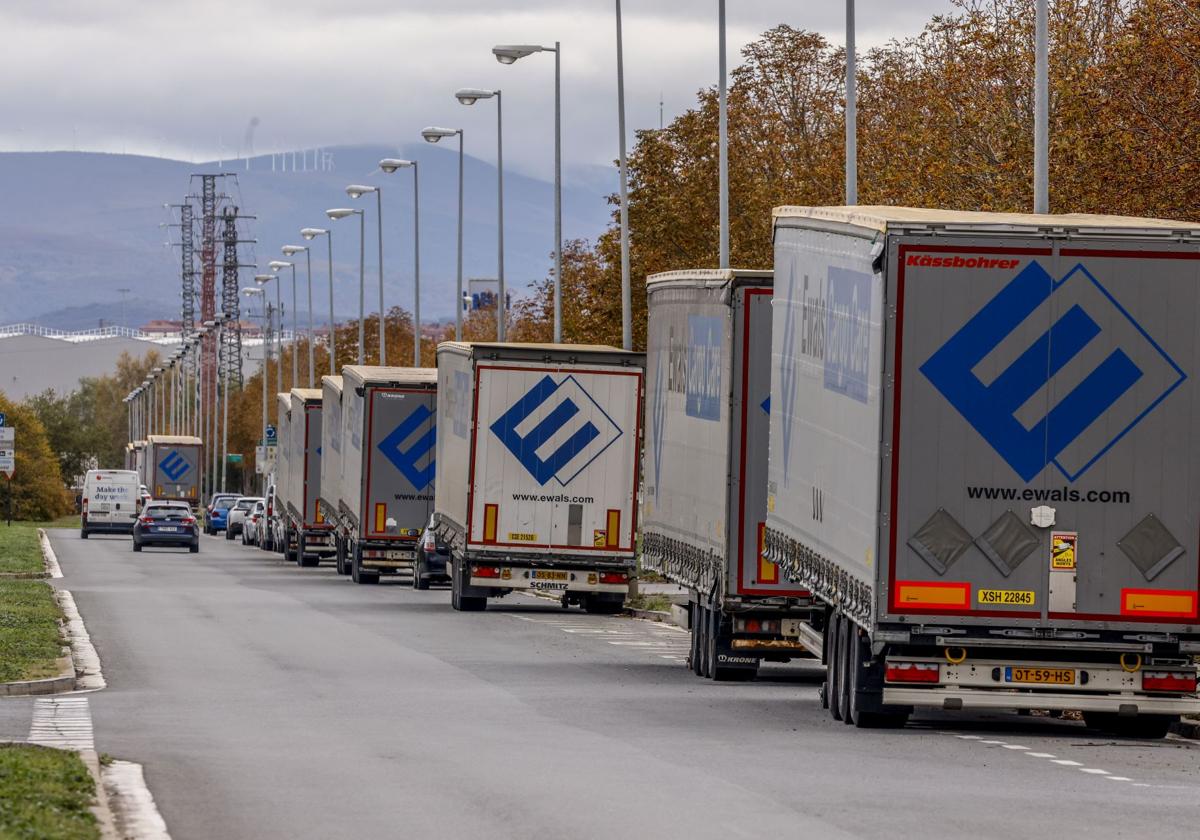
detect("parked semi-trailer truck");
top-left (271, 393), bottom-right (292, 554)
top-left (330, 366), bottom-right (437, 584)
top-left (643, 269), bottom-right (817, 680)
top-left (764, 205), bottom-right (1200, 734)
top-left (434, 343), bottom-right (644, 612)
top-left (144, 435), bottom-right (202, 505)
top-left (319, 374), bottom-right (344, 560)
top-left (275, 388), bottom-right (334, 567)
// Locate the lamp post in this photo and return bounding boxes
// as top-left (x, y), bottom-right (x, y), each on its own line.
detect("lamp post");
top-left (327, 208), bottom-right (365, 365)
top-left (420, 127), bottom-right (464, 340)
top-left (301, 227), bottom-right (337, 375)
top-left (845, 0), bottom-right (857, 205)
top-left (282, 244), bottom-right (315, 387)
top-left (346, 184), bottom-right (386, 365)
top-left (253, 274), bottom-right (282, 397)
top-left (269, 260), bottom-right (297, 388)
top-left (456, 87), bottom-right (506, 341)
top-left (243, 286), bottom-right (267, 491)
top-left (614, 0), bottom-right (631, 350)
top-left (379, 159), bottom-right (422, 366)
top-left (493, 43), bottom-right (562, 342)
top-left (718, 0), bottom-right (729, 268)
top-left (1034, 0), bottom-right (1048, 213)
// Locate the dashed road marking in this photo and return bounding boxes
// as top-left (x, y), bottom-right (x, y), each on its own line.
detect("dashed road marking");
top-left (1080, 768), bottom-right (1110, 775)
top-left (508, 613), bottom-right (691, 663)
top-left (1051, 759), bottom-right (1083, 766)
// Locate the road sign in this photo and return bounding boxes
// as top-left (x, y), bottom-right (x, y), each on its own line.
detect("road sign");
top-left (0, 428), bottom-right (13, 445)
top-left (265, 425), bottom-right (277, 442)
top-left (0, 449), bottom-right (13, 479)
top-left (255, 445), bottom-right (277, 475)
top-left (228, 453), bottom-right (243, 464)
top-left (0, 412), bottom-right (6, 426)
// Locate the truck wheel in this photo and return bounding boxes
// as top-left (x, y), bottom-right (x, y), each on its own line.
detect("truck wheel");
top-left (693, 605), bottom-right (709, 677)
top-left (688, 606), bottom-right (702, 675)
top-left (335, 539), bottom-right (349, 575)
top-left (846, 628), bottom-right (909, 729)
top-left (297, 532), bottom-right (319, 568)
top-left (80, 528), bottom-right (89, 540)
top-left (451, 562), bottom-right (485, 611)
top-left (1087, 713), bottom-right (1174, 739)
top-left (827, 613), bottom-right (844, 721)
top-left (350, 545), bottom-right (379, 584)
top-left (583, 594), bottom-right (624, 614)
top-left (838, 616), bottom-right (855, 723)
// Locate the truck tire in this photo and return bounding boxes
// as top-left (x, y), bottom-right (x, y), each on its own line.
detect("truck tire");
top-left (583, 594), bottom-right (624, 614)
top-left (80, 528), bottom-right (89, 540)
top-left (451, 561), bottom-right (486, 611)
top-left (1085, 712), bottom-right (1174, 739)
top-left (688, 606), bottom-right (702, 675)
top-left (838, 616), bottom-right (854, 723)
top-left (846, 628), bottom-right (910, 729)
top-left (297, 531), bottom-right (319, 568)
top-left (350, 544), bottom-right (380, 584)
top-left (694, 605), bottom-right (710, 677)
top-left (335, 538), bottom-right (349, 575)
top-left (828, 613), bottom-right (844, 722)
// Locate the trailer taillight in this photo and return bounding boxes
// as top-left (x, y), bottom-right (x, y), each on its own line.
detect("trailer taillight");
top-left (885, 662), bottom-right (940, 684)
top-left (1142, 671), bottom-right (1197, 693)
top-left (473, 566), bottom-right (501, 579)
top-left (598, 571), bottom-right (628, 585)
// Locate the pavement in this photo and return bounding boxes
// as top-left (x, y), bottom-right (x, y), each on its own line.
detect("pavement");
top-left (3, 529), bottom-right (1197, 840)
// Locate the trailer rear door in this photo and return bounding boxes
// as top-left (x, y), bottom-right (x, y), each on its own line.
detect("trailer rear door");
top-left (363, 387), bottom-right (436, 538)
top-left (888, 237), bottom-right (1200, 631)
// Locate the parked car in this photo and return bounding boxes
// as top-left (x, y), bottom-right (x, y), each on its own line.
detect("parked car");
top-left (133, 502), bottom-right (199, 553)
top-left (413, 514), bottom-right (451, 590)
top-left (243, 500), bottom-right (266, 546)
top-left (138, 485), bottom-right (152, 509)
top-left (204, 494), bottom-right (239, 535)
top-left (226, 497), bottom-right (263, 540)
top-left (260, 484), bottom-right (277, 552)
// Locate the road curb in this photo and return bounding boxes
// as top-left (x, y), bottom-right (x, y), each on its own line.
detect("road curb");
top-left (80, 750), bottom-right (121, 839)
top-left (39, 528), bottom-right (64, 579)
top-left (0, 655), bottom-right (76, 697)
top-left (625, 607), bottom-right (672, 622)
top-left (57, 590), bottom-right (106, 691)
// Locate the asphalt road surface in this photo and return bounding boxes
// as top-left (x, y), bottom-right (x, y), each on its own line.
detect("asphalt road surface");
top-left (25, 530), bottom-right (1200, 839)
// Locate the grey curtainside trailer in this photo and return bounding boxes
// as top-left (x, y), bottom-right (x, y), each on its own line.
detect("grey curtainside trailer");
top-left (642, 269), bottom-right (817, 680)
top-left (765, 206), bottom-right (1200, 735)
top-left (276, 389), bottom-right (334, 567)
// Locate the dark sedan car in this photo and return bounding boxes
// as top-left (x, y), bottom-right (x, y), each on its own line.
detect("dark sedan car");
top-left (413, 514), bottom-right (450, 590)
top-left (133, 502), bottom-right (200, 553)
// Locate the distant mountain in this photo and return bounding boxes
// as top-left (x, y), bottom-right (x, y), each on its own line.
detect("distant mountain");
top-left (0, 145), bottom-right (614, 328)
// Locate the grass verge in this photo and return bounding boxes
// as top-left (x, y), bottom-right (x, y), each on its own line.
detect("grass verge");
top-left (626, 593), bottom-right (673, 612)
top-left (0, 580), bottom-right (65, 683)
top-left (0, 744), bottom-right (99, 840)
top-left (0, 523), bottom-right (46, 576)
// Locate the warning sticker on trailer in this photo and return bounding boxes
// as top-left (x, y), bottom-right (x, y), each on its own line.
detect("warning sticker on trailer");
top-left (1051, 532), bottom-right (1077, 570)
top-left (593, 530), bottom-right (607, 547)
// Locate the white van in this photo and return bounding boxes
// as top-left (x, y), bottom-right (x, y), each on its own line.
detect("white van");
top-left (81, 469), bottom-right (141, 538)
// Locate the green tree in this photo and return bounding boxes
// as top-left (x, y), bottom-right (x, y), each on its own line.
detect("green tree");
top-left (0, 392), bottom-right (72, 521)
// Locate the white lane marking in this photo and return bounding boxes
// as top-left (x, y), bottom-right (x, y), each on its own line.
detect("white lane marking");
top-left (1132, 783), bottom-right (1152, 787)
top-left (980, 739), bottom-right (1006, 745)
top-left (1107, 777), bottom-right (1133, 782)
top-left (1001, 745), bottom-right (1029, 750)
top-left (40, 529), bottom-right (63, 578)
top-left (1051, 760), bottom-right (1083, 766)
top-left (1080, 768), bottom-right (1110, 775)
top-left (104, 760), bottom-right (173, 840)
top-left (956, 735), bottom-right (983, 740)
top-left (58, 589), bottom-right (106, 690)
top-left (1027, 752), bottom-right (1056, 758)
top-left (28, 696), bottom-right (94, 750)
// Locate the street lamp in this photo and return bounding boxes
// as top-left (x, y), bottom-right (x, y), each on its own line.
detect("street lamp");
top-left (346, 184), bottom-right (386, 365)
top-left (269, 260), bottom-right (298, 389)
top-left (282, 244), bottom-right (315, 387)
top-left (301, 227), bottom-right (337, 375)
top-left (456, 87), bottom-right (506, 341)
top-left (327, 207), bottom-right (366, 365)
top-left (614, 0), bottom-right (632, 350)
top-left (421, 126), bottom-right (465, 340)
top-left (379, 158), bottom-right (421, 366)
top-left (494, 43), bottom-right (563, 342)
top-left (243, 286), bottom-right (269, 491)
top-left (254, 273), bottom-right (283, 398)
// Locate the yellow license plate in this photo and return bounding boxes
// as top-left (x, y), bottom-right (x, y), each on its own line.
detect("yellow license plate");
top-left (1005, 667), bottom-right (1074, 685)
top-left (978, 589), bottom-right (1036, 606)
top-left (532, 570), bottom-right (568, 581)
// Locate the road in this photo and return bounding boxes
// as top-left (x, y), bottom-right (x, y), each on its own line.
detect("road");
top-left (17, 529), bottom-right (1200, 839)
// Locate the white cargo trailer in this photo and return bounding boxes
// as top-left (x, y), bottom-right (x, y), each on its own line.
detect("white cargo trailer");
top-left (319, 374), bottom-right (344, 542)
top-left (332, 366), bottom-right (437, 584)
top-left (144, 435), bottom-right (202, 505)
top-left (275, 389), bottom-right (334, 567)
top-left (765, 206), bottom-right (1200, 734)
top-left (435, 343), bottom-right (644, 612)
top-left (643, 269), bottom-right (817, 680)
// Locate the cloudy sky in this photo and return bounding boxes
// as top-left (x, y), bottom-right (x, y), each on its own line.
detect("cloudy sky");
top-left (0, 1), bottom-right (956, 181)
